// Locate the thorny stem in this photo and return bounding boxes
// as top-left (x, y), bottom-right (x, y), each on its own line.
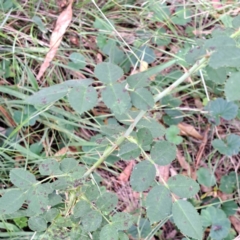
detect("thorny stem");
top-left (83, 56), bottom-right (209, 178)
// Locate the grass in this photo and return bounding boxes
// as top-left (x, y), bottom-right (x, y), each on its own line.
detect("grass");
top-left (1, 0), bottom-right (240, 239)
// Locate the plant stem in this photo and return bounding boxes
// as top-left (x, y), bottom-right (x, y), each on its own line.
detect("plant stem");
top-left (83, 56), bottom-right (209, 178)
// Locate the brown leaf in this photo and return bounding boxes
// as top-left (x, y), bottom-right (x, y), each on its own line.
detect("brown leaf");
top-left (54, 146), bottom-right (77, 156)
top-left (0, 106), bottom-right (16, 127)
top-left (156, 165), bottom-right (169, 183)
top-left (118, 160), bottom-right (134, 182)
top-left (178, 122), bottom-right (203, 140)
top-left (229, 216), bottom-right (240, 234)
top-left (37, 0), bottom-right (74, 81)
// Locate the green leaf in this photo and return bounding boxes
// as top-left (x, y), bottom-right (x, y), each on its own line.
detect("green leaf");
top-left (10, 168), bottom-right (37, 188)
top-left (68, 85), bottom-right (98, 115)
top-left (221, 201), bottom-right (238, 217)
top-left (185, 46), bottom-right (206, 64)
top-left (219, 172), bottom-right (238, 193)
top-left (73, 200), bottom-right (91, 218)
top-left (151, 141), bottom-right (176, 166)
top-left (146, 185), bottom-right (172, 223)
top-left (212, 134), bottom-right (240, 156)
top-left (32, 16), bottom-right (47, 33)
top-left (165, 125), bottom-right (183, 145)
top-left (60, 158), bottom-right (78, 173)
top-left (28, 216), bottom-right (47, 232)
top-left (130, 88), bottom-right (155, 111)
top-left (118, 232), bottom-right (129, 240)
top-left (111, 212), bottom-right (134, 230)
top-left (171, 7), bottom-right (191, 26)
top-left (137, 128), bottom-right (153, 146)
top-left (25, 84), bottom-right (69, 105)
top-left (81, 209), bottom-right (102, 232)
top-left (225, 72), bottom-right (240, 101)
top-left (201, 206), bottom-right (230, 240)
top-left (94, 62), bottom-right (124, 84)
top-left (13, 217), bottom-right (28, 229)
top-left (44, 208), bottom-right (59, 222)
top-left (137, 118), bottom-right (165, 138)
top-left (197, 168), bottom-right (216, 187)
top-left (68, 52), bottom-right (86, 69)
top-left (167, 175), bottom-right (200, 198)
top-left (127, 218), bottom-right (151, 239)
top-left (102, 83), bottom-right (132, 114)
top-left (39, 159), bottom-right (62, 176)
top-left (173, 200), bottom-right (203, 240)
top-left (27, 185), bottom-right (50, 214)
top-left (0, 189), bottom-right (25, 215)
top-left (96, 192), bottom-right (118, 214)
top-left (205, 98), bottom-right (238, 125)
top-left (206, 66), bottom-right (226, 84)
top-left (100, 224), bottom-right (119, 240)
top-left (119, 142), bottom-right (141, 160)
top-left (131, 46), bottom-right (156, 64)
top-left (130, 160), bottom-right (156, 192)
top-left (82, 184), bottom-right (100, 201)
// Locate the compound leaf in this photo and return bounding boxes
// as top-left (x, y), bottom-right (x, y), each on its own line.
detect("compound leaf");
top-left (168, 175), bottom-right (200, 198)
top-left (130, 160), bottom-right (156, 192)
top-left (0, 189), bottom-right (25, 215)
top-left (25, 84), bottom-right (69, 105)
top-left (68, 85), bottom-right (97, 115)
top-left (137, 118), bottom-right (165, 138)
top-left (81, 209), bottom-right (102, 232)
top-left (111, 212), bottom-right (134, 230)
top-left (28, 216), bottom-right (47, 232)
top-left (165, 125), bottom-right (183, 145)
top-left (119, 142), bottom-right (141, 160)
top-left (39, 159), bottom-right (62, 176)
top-left (130, 88), bottom-right (155, 111)
top-left (173, 200), bottom-right (203, 240)
top-left (10, 168), bottom-right (37, 189)
top-left (102, 83), bottom-right (131, 115)
top-left (96, 192), bottom-right (118, 214)
top-left (146, 185), bottom-right (172, 223)
top-left (137, 128), bottom-right (153, 146)
top-left (100, 224), bottom-right (119, 240)
top-left (212, 134), bottom-right (240, 156)
top-left (151, 141), bottom-right (176, 166)
top-left (94, 62), bottom-right (124, 84)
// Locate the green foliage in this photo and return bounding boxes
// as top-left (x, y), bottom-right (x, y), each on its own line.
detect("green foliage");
top-left (197, 168), bottom-right (216, 187)
top-left (165, 125), bottom-right (183, 145)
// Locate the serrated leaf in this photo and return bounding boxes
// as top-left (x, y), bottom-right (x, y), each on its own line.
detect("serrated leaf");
top-left (102, 83), bottom-right (131, 114)
top-left (0, 189), bottom-right (25, 215)
top-left (100, 224), bottom-right (119, 240)
top-left (173, 200), bottom-right (203, 240)
top-left (10, 168), bottom-right (37, 189)
top-left (111, 212), bottom-right (134, 230)
top-left (197, 168), bottom-right (216, 187)
top-left (28, 216), bottom-right (47, 232)
top-left (206, 66), bottom-right (226, 84)
top-left (25, 84), bottom-right (69, 105)
top-left (205, 98), bottom-right (238, 125)
top-left (137, 128), bottom-right (153, 146)
top-left (94, 62), bottom-right (124, 84)
top-left (130, 160), bottom-right (156, 192)
top-left (27, 185), bottom-right (50, 214)
top-left (146, 185), bottom-right (172, 223)
top-left (39, 159), bottom-right (62, 176)
top-left (81, 209), bottom-right (102, 232)
top-left (130, 88), bottom-right (155, 111)
top-left (96, 192), bottom-right (118, 214)
top-left (68, 85), bottom-right (97, 114)
top-left (137, 118), bottom-right (165, 138)
top-left (73, 200), bottom-right (91, 218)
top-left (167, 175), bottom-right (200, 198)
top-left (119, 142), bottom-right (141, 160)
top-left (225, 72), bottom-right (240, 101)
top-left (60, 158), bottom-right (78, 173)
top-left (151, 141), bottom-right (176, 166)
top-left (165, 125), bottom-right (183, 145)
top-left (212, 134), bottom-right (240, 156)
